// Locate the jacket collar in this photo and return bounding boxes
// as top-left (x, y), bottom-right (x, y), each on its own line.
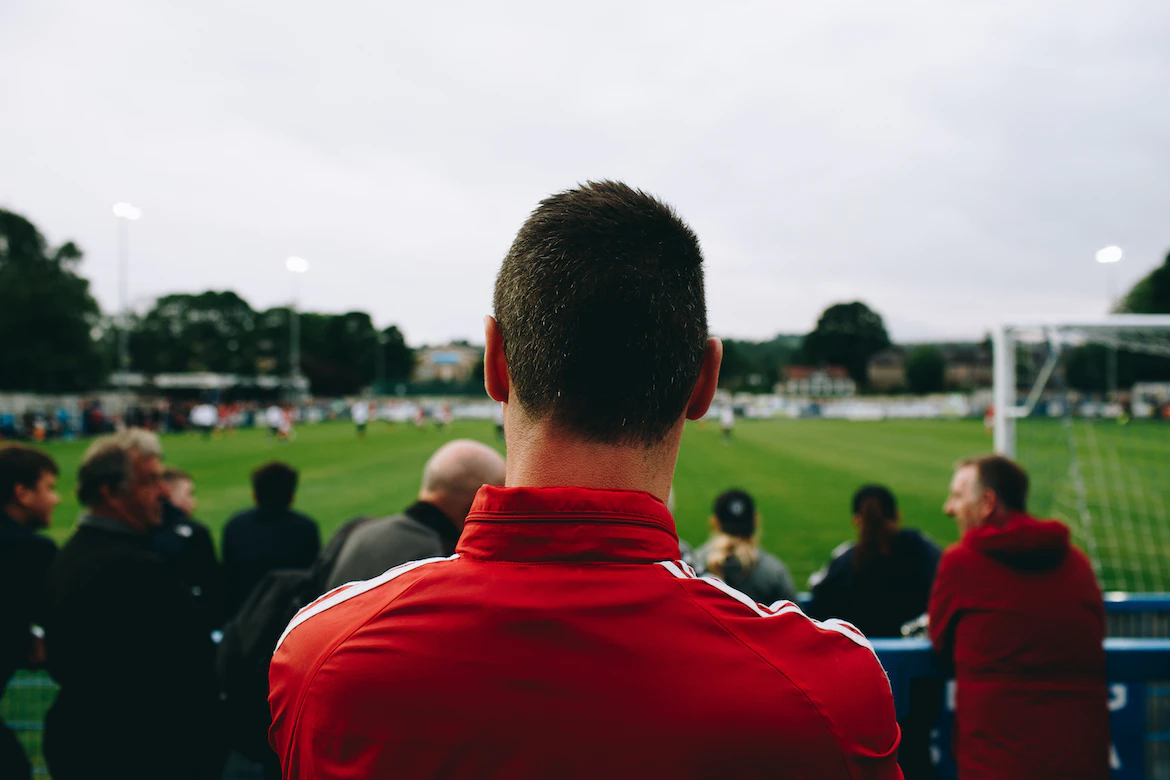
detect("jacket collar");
top-left (458, 486), bottom-right (680, 563)
top-left (78, 513), bottom-right (141, 536)
top-left (404, 500), bottom-right (460, 555)
top-left (0, 510), bottom-right (33, 539)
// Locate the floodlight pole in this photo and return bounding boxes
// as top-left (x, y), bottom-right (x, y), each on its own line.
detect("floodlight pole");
top-left (118, 217), bottom-right (129, 391)
top-left (1096, 247), bottom-right (1123, 402)
top-left (112, 203), bottom-right (142, 407)
top-left (286, 257), bottom-right (308, 398)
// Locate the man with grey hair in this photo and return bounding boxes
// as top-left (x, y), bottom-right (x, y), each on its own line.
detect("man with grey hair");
top-left (43, 429), bottom-right (220, 780)
top-left (326, 439), bottom-right (505, 589)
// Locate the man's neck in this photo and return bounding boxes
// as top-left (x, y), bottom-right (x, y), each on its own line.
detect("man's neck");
top-left (2, 503), bottom-right (32, 527)
top-left (503, 421), bottom-right (679, 502)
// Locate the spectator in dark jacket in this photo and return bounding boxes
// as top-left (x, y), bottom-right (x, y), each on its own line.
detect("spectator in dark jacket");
top-left (0, 445), bottom-right (59, 780)
top-left (807, 484), bottom-right (942, 780)
top-left (930, 455), bottom-right (1108, 780)
top-left (692, 489), bottom-right (797, 605)
top-left (326, 440), bottom-right (505, 589)
top-left (807, 485), bottom-right (941, 638)
top-left (43, 429), bottom-right (220, 780)
top-left (222, 461), bottom-right (320, 617)
top-left (151, 467), bottom-right (224, 631)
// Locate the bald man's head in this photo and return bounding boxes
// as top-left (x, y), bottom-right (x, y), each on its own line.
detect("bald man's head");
top-left (419, 440), bottom-right (507, 529)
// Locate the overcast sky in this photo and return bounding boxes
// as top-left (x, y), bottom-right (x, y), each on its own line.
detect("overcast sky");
top-left (2, 1), bottom-right (1168, 346)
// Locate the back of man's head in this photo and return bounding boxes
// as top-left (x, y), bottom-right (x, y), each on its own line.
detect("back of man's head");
top-left (252, 461), bottom-right (298, 511)
top-left (493, 180), bottom-right (708, 446)
top-left (419, 440), bottom-right (506, 527)
top-left (964, 455), bottom-right (1029, 513)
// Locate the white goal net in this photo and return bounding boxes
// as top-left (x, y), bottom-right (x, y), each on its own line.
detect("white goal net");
top-left (994, 316), bottom-right (1170, 593)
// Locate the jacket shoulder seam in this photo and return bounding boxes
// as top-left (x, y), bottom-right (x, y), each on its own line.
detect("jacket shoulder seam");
top-left (659, 570), bottom-right (856, 778)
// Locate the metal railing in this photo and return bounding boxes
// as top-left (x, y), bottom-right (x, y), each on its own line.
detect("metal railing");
top-left (4, 596), bottom-right (1169, 779)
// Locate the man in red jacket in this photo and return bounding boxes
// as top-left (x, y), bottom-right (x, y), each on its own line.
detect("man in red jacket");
top-left (930, 455), bottom-right (1109, 779)
top-left (270, 181), bottom-right (902, 778)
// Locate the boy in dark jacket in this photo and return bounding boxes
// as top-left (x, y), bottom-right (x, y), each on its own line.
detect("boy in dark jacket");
top-left (0, 445), bottom-right (59, 780)
top-left (930, 455), bottom-right (1108, 780)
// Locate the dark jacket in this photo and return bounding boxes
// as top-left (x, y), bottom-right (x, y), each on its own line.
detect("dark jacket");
top-left (0, 512), bottom-right (56, 696)
top-left (43, 515), bottom-right (219, 780)
top-left (929, 513), bottom-right (1108, 780)
top-left (692, 541), bottom-right (799, 605)
top-left (807, 529), bottom-right (941, 638)
top-left (151, 500), bottom-right (224, 630)
top-left (222, 506), bottom-right (320, 618)
top-left (325, 501), bottom-right (458, 590)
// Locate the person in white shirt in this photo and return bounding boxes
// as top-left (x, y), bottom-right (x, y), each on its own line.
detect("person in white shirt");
top-left (352, 401), bottom-right (370, 438)
top-left (266, 404), bottom-right (284, 439)
top-left (190, 403), bottom-right (218, 439)
top-left (720, 405), bottom-right (735, 445)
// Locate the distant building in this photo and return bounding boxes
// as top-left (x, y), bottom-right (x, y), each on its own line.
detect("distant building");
top-left (780, 366), bottom-right (856, 397)
top-left (413, 344), bottom-right (483, 383)
top-left (941, 343), bottom-right (993, 390)
top-left (867, 349), bottom-right (906, 392)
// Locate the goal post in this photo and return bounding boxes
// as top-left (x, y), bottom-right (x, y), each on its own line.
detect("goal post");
top-left (993, 315), bottom-right (1170, 593)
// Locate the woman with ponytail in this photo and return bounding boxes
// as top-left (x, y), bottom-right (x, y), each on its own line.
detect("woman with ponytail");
top-left (807, 485), bottom-right (941, 638)
top-left (693, 489), bottom-right (797, 605)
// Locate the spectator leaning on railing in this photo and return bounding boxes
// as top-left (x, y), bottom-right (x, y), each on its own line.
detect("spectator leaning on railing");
top-left (270, 181), bottom-right (902, 779)
top-left (930, 455), bottom-right (1108, 780)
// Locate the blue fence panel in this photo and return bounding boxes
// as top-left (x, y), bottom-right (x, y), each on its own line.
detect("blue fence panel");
top-left (873, 638), bottom-right (1170, 780)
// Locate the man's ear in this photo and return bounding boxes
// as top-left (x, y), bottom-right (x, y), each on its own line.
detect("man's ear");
top-left (686, 338), bottom-right (723, 420)
top-left (484, 315), bottom-right (510, 403)
top-left (12, 483), bottom-right (32, 507)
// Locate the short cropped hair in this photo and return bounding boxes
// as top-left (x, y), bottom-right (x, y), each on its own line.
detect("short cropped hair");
top-left (0, 445), bottom-right (58, 506)
top-left (252, 462), bottom-right (298, 511)
top-left (162, 467), bottom-right (192, 485)
top-left (77, 429), bottom-right (163, 506)
top-left (959, 455), bottom-right (1029, 513)
top-left (493, 180), bottom-right (708, 446)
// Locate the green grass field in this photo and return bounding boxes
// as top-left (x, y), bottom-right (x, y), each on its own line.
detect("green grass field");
top-left (7, 416), bottom-right (1169, 776)
top-left (34, 418), bottom-right (998, 586)
top-left (28, 416), bottom-right (1170, 591)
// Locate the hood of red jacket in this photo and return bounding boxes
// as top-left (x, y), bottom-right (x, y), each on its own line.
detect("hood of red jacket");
top-left (965, 513), bottom-right (1070, 571)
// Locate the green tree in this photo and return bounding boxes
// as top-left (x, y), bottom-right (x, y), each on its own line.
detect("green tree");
top-left (379, 325), bottom-right (415, 383)
top-left (1116, 250), bottom-right (1170, 314)
top-left (800, 302), bottom-right (892, 388)
top-left (905, 346), bottom-right (946, 394)
top-left (129, 291), bottom-right (258, 374)
top-left (0, 210), bottom-right (108, 391)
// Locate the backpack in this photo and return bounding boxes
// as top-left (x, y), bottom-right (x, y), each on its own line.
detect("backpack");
top-left (216, 516), bottom-right (374, 764)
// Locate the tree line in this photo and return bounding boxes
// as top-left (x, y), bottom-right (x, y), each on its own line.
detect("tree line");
top-left (2, 207), bottom-right (1168, 395)
top-left (0, 209), bottom-right (413, 395)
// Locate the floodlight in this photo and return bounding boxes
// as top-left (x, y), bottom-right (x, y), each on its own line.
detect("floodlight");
top-left (1095, 246), bottom-right (1123, 264)
top-left (112, 202), bottom-right (142, 220)
top-left (286, 256), bottom-right (309, 273)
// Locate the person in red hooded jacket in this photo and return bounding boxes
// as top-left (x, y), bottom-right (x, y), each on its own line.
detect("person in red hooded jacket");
top-left (930, 455), bottom-right (1109, 780)
top-left (269, 181), bottom-right (902, 779)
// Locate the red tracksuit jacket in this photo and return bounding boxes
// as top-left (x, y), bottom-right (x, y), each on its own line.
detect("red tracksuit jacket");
top-left (270, 486), bottom-right (902, 778)
top-left (929, 513), bottom-right (1109, 779)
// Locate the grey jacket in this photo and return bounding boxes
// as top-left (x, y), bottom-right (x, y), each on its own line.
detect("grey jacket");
top-left (692, 541), bottom-right (798, 606)
top-left (325, 501), bottom-right (459, 590)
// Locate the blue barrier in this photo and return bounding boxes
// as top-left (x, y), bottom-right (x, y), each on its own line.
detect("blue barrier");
top-left (874, 638), bottom-right (1170, 780)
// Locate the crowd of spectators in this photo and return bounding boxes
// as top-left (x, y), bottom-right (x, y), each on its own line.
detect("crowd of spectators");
top-left (0, 182), bottom-right (1111, 780)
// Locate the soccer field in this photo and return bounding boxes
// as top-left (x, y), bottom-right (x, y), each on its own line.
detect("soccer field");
top-left (36, 418), bottom-right (999, 587)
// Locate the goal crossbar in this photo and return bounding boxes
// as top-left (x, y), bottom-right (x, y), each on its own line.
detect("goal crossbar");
top-left (994, 315), bottom-right (1170, 456)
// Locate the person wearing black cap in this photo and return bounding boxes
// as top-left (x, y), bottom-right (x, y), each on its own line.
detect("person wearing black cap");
top-left (693, 489), bottom-right (797, 605)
